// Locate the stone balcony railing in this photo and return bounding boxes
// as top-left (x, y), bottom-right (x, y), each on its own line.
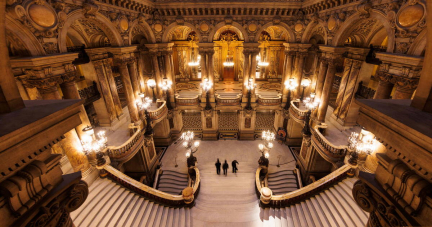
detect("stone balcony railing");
top-left (256, 164), bottom-right (350, 207)
top-left (148, 101), bottom-right (168, 124)
top-left (104, 165), bottom-right (200, 207)
top-left (215, 93), bottom-right (242, 106)
top-left (311, 125), bottom-right (348, 165)
top-left (175, 93), bottom-right (200, 106)
top-left (257, 94), bottom-right (282, 106)
top-left (289, 100), bottom-right (308, 123)
top-left (106, 129), bottom-right (144, 169)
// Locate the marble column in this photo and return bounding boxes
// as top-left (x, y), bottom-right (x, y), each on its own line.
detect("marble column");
top-left (374, 77), bottom-right (394, 99)
top-left (282, 52), bottom-right (295, 97)
top-left (317, 60), bottom-right (336, 122)
top-left (150, 53), bottom-right (163, 98)
top-left (62, 129), bottom-right (90, 173)
top-left (207, 50), bottom-right (215, 95)
top-left (242, 50), bottom-right (251, 96)
top-left (39, 85), bottom-right (62, 100)
top-left (164, 51), bottom-right (175, 95)
top-left (103, 59), bottom-right (123, 117)
top-left (393, 79), bottom-right (417, 99)
top-left (250, 50), bottom-right (259, 80)
top-left (315, 58), bottom-right (329, 101)
top-left (333, 58), bottom-right (353, 117)
top-left (93, 60), bottom-right (117, 122)
top-left (294, 52), bottom-right (307, 98)
top-left (118, 60), bottom-right (140, 123)
top-left (127, 57), bottom-right (141, 100)
top-left (337, 60), bottom-right (362, 120)
top-left (136, 51), bottom-right (147, 93)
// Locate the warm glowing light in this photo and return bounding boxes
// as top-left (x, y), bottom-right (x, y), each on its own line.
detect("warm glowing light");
top-left (181, 130), bottom-right (200, 157)
top-left (259, 144), bottom-right (264, 150)
top-left (188, 55), bottom-right (201, 67)
top-left (159, 79), bottom-right (172, 91)
top-left (200, 78), bottom-right (213, 92)
top-left (265, 153), bottom-right (269, 158)
top-left (186, 152), bottom-right (190, 157)
top-left (348, 130), bottom-right (378, 156)
top-left (147, 79), bottom-right (156, 88)
top-left (81, 129), bottom-right (107, 155)
top-left (301, 78), bottom-right (311, 87)
top-left (285, 78), bottom-right (298, 90)
top-left (245, 77), bottom-right (256, 90)
top-left (194, 141), bottom-right (200, 147)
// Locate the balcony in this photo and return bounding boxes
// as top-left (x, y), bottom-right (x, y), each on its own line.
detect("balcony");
top-left (289, 100), bottom-right (308, 123)
top-left (175, 91), bottom-right (201, 107)
top-left (256, 92), bottom-right (282, 107)
top-left (148, 100), bottom-right (168, 124)
top-left (215, 92), bottom-right (242, 106)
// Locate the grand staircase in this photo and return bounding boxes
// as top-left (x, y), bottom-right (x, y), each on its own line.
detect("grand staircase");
top-left (267, 170), bottom-right (299, 195)
top-left (157, 169), bottom-right (189, 195)
top-left (261, 177), bottom-right (369, 227)
top-left (71, 178), bottom-right (192, 227)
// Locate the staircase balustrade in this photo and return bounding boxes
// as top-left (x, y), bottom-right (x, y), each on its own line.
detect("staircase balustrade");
top-left (256, 165), bottom-right (350, 207)
top-left (103, 165), bottom-right (200, 207)
top-left (215, 93), bottom-right (242, 106)
top-left (289, 100), bottom-right (308, 123)
top-left (148, 101), bottom-right (168, 123)
top-left (311, 126), bottom-right (347, 159)
top-left (257, 94), bottom-right (282, 106)
top-left (106, 129), bottom-right (144, 169)
top-left (175, 94), bottom-right (200, 106)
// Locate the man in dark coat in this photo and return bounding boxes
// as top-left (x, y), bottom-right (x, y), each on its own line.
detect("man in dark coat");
top-left (215, 158), bottom-right (221, 175)
top-left (232, 160), bottom-right (239, 173)
top-left (222, 160), bottom-right (229, 176)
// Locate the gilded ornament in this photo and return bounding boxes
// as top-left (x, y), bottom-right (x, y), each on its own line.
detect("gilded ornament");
top-left (327, 17), bottom-right (336, 31)
top-left (248, 23), bottom-right (257, 32)
top-left (398, 4), bottom-right (424, 27)
top-left (294, 23), bottom-right (303, 32)
top-left (28, 4), bottom-right (56, 27)
top-left (200, 23), bottom-right (209, 32)
top-left (154, 23), bottom-right (163, 32)
top-left (120, 18), bottom-right (129, 31)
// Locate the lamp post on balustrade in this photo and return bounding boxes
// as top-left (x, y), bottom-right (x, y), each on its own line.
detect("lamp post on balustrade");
top-left (160, 77), bottom-right (173, 110)
top-left (300, 78), bottom-right (311, 101)
top-left (245, 77), bottom-right (256, 110)
top-left (81, 126), bottom-right (108, 176)
top-left (284, 78), bottom-right (298, 110)
top-left (147, 78), bottom-right (157, 103)
top-left (301, 95), bottom-right (319, 137)
top-left (346, 130), bottom-right (377, 177)
top-left (201, 78), bottom-right (213, 110)
top-left (136, 96), bottom-right (153, 136)
top-left (258, 130), bottom-right (275, 167)
top-left (181, 131), bottom-right (200, 167)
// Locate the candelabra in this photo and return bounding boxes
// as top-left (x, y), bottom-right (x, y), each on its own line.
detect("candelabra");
top-left (257, 53), bottom-right (269, 67)
top-left (136, 96), bottom-right (153, 136)
top-left (301, 94), bottom-right (319, 136)
top-left (201, 78), bottom-right (213, 110)
top-left (181, 131), bottom-right (200, 167)
top-left (258, 130), bottom-right (275, 167)
top-left (245, 77), bottom-right (256, 110)
top-left (81, 125), bottom-right (108, 167)
top-left (160, 77), bottom-right (173, 110)
top-left (284, 78), bottom-right (298, 110)
top-left (147, 78), bottom-right (157, 103)
top-left (300, 78), bottom-right (311, 101)
top-left (347, 131), bottom-right (375, 166)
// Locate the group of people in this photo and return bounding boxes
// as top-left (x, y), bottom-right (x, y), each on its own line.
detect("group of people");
top-left (215, 159), bottom-right (239, 175)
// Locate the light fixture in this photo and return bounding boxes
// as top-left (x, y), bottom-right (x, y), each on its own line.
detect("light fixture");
top-left (258, 130), bottom-right (274, 167)
top-left (221, 31), bottom-right (237, 68)
top-left (223, 50), bottom-right (234, 67)
top-left (300, 78), bottom-right (311, 101)
top-left (136, 96), bottom-right (153, 136)
top-left (181, 131), bottom-right (200, 167)
top-left (147, 78), bottom-right (157, 103)
top-left (283, 78), bottom-right (298, 110)
top-left (81, 126), bottom-right (108, 166)
top-left (188, 34), bottom-right (200, 67)
top-left (245, 77), bottom-right (256, 110)
top-left (347, 130), bottom-right (376, 165)
top-left (301, 94), bottom-right (319, 136)
top-left (200, 78), bottom-right (213, 110)
top-left (257, 53), bottom-right (269, 67)
top-left (159, 77), bottom-right (173, 110)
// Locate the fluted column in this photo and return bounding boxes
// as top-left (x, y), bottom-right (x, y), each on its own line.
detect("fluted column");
top-left (103, 59), bottom-right (123, 117)
top-left (333, 58), bottom-right (353, 117)
top-left (127, 57), bottom-right (141, 100)
top-left (93, 60), bottom-right (117, 122)
top-left (117, 59), bottom-right (140, 123)
top-left (315, 58), bottom-right (329, 101)
top-left (393, 78), bottom-right (418, 99)
top-left (317, 60), bottom-right (336, 122)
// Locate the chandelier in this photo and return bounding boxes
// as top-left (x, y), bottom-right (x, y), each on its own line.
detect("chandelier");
top-left (221, 31), bottom-right (237, 68)
top-left (257, 53), bottom-right (269, 67)
top-left (81, 126), bottom-right (108, 166)
top-left (258, 130), bottom-right (275, 158)
top-left (223, 51), bottom-right (234, 67)
top-left (181, 131), bottom-right (200, 158)
top-left (188, 34), bottom-right (200, 67)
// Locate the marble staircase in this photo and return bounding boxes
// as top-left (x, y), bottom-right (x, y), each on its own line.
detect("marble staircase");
top-left (261, 177), bottom-right (369, 227)
top-left (267, 170), bottom-right (299, 195)
top-left (71, 178), bottom-right (192, 227)
top-left (157, 169), bottom-right (189, 195)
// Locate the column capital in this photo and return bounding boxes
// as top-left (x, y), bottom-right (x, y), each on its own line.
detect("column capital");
top-left (25, 75), bottom-right (63, 90)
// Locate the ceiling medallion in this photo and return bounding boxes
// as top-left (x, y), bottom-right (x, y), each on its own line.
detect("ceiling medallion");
top-left (28, 3), bottom-right (56, 28)
top-left (397, 4), bottom-right (424, 27)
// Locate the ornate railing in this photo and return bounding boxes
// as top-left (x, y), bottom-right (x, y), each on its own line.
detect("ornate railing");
top-left (104, 165), bottom-right (200, 207)
top-left (256, 165), bottom-right (350, 207)
top-left (257, 94), bottom-right (282, 106)
top-left (355, 81), bottom-right (376, 99)
top-left (78, 82), bottom-right (100, 105)
top-left (148, 101), bottom-right (168, 124)
top-left (289, 100), bottom-right (308, 123)
top-left (215, 93), bottom-right (242, 106)
top-left (106, 129), bottom-right (144, 169)
top-left (311, 126), bottom-right (347, 162)
top-left (175, 94), bottom-right (200, 106)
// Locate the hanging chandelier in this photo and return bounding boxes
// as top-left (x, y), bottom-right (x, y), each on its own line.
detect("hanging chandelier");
top-left (188, 34), bottom-right (200, 67)
top-left (257, 53), bottom-right (269, 67)
top-left (221, 31), bottom-right (237, 68)
top-left (223, 50), bottom-right (234, 67)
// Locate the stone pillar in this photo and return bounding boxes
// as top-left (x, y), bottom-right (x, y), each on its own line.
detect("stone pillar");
top-left (103, 59), bottom-right (123, 117)
top-left (150, 53), bottom-right (163, 98)
top-left (242, 50), bottom-right (251, 96)
top-left (136, 51), bottom-right (147, 93)
top-left (250, 50), bottom-right (259, 80)
top-left (333, 58), bottom-right (353, 117)
top-left (39, 85), bottom-right (62, 100)
top-left (282, 51), bottom-right (295, 97)
top-left (336, 60), bottom-right (362, 120)
top-left (207, 49), bottom-right (215, 95)
top-left (393, 78), bottom-right (418, 99)
top-left (374, 76), bottom-right (394, 99)
top-left (317, 60), bottom-right (336, 122)
top-left (62, 129), bottom-right (90, 173)
top-left (164, 51), bottom-right (175, 95)
top-left (117, 59), bottom-right (140, 124)
top-left (93, 60), bottom-right (117, 122)
top-left (294, 52), bottom-right (308, 98)
top-left (315, 58), bottom-right (329, 101)
top-left (127, 57), bottom-right (141, 100)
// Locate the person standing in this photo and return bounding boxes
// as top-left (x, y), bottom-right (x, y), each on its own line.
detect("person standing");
top-left (222, 160), bottom-right (229, 176)
top-left (215, 158), bottom-right (221, 175)
top-left (232, 160), bottom-right (239, 173)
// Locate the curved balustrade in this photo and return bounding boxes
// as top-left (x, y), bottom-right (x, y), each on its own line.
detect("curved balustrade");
top-left (257, 94), bottom-right (282, 106)
top-left (215, 93), bottom-right (242, 106)
top-left (311, 126), bottom-right (347, 162)
top-left (106, 129), bottom-right (144, 169)
top-left (175, 94), bottom-right (200, 106)
top-left (104, 165), bottom-right (201, 207)
top-left (148, 101), bottom-right (168, 124)
top-left (289, 100), bottom-right (308, 123)
top-left (256, 165), bottom-right (351, 207)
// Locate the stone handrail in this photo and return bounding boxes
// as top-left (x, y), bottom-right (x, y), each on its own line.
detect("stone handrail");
top-left (257, 94), bottom-right (282, 106)
top-left (148, 101), bottom-right (168, 124)
top-left (215, 93), bottom-right (242, 106)
top-left (289, 100), bottom-right (308, 122)
top-left (175, 94), bottom-right (200, 106)
top-left (311, 125), bottom-right (347, 159)
top-left (257, 165), bottom-right (350, 207)
top-left (104, 165), bottom-right (200, 207)
top-left (106, 129), bottom-right (143, 169)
